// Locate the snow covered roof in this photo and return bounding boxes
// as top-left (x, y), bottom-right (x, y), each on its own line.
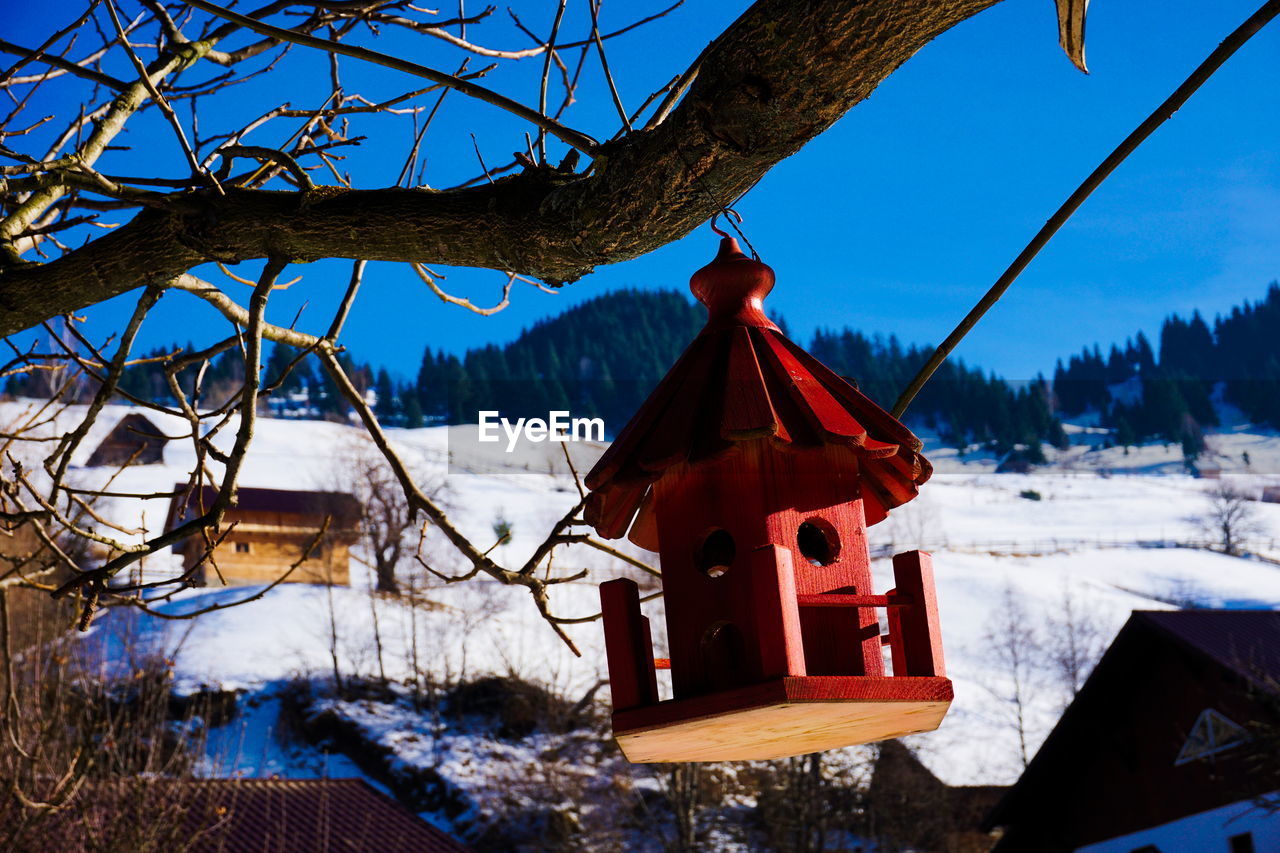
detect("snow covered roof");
top-left (86, 412), bottom-right (167, 467)
top-left (164, 483), bottom-right (362, 532)
top-left (584, 237), bottom-right (931, 542)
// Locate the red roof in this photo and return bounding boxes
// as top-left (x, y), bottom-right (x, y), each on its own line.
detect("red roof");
top-left (52, 778), bottom-right (473, 853)
top-left (585, 238), bottom-right (931, 543)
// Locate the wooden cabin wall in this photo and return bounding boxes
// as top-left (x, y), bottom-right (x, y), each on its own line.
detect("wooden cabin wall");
top-left (1, 523), bottom-right (79, 649)
top-left (180, 533), bottom-right (352, 586)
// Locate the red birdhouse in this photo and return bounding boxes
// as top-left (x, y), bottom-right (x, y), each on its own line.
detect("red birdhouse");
top-left (584, 235), bottom-right (952, 763)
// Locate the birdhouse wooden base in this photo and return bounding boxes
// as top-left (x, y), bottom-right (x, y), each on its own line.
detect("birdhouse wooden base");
top-left (612, 675), bottom-right (953, 763)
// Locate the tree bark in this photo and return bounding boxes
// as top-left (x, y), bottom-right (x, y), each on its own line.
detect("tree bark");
top-left (0, 0), bottom-right (1001, 337)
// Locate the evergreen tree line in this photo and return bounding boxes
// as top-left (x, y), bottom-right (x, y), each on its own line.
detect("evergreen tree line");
top-left (410, 288), bottom-right (1064, 452)
top-left (1051, 282), bottom-right (1280, 453)
top-left (20, 283), bottom-right (1280, 455)
top-left (807, 329), bottom-right (1066, 455)
top-left (4, 287), bottom-right (1067, 452)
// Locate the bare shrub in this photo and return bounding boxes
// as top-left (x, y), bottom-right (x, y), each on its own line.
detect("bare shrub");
top-left (1192, 482), bottom-right (1267, 555)
top-left (0, 590), bottom-right (217, 852)
top-left (1040, 583), bottom-right (1107, 711)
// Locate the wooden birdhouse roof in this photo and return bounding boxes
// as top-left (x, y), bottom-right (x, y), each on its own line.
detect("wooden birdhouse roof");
top-left (585, 237), bottom-right (931, 542)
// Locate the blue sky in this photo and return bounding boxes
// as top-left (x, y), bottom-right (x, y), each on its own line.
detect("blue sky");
top-left (9, 0), bottom-right (1280, 381)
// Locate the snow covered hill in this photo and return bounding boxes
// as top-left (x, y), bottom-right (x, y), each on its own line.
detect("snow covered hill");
top-left (7, 400), bottom-right (1280, 793)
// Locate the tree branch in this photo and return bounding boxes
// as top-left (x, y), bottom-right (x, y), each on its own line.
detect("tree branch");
top-left (0, 0), bottom-right (1001, 337)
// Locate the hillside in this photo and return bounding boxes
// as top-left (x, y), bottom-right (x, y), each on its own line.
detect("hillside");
top-left (9, 402), bottom-right (1278, 801)
top-left (1052, 281), bottom-right (1280, 453)
top-left (8, 289), bottom-right (1067, 453)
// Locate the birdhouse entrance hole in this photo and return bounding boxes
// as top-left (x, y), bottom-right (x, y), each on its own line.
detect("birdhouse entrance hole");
top-left (797, 518), bottom-right (840, 566)
top-left (701, 621), bottom-right (748, 690)
top-left (696, 529), bottom-right (735, 578)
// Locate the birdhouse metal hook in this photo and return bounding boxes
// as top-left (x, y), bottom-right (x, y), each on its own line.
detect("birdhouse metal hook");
top-left (708, 208), bottom-right (743, 240)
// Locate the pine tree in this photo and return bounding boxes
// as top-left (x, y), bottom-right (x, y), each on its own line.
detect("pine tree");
top-left (374, 367), bottom-right (398, 423)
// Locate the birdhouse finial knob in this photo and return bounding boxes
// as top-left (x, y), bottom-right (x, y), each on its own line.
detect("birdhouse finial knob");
top-left (689, 236), bottom-right (778, 330)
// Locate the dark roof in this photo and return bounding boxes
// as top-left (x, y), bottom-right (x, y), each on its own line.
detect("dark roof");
top-left (585, 237), bottom-right (931, 544)
top-left (165, 484), bottom-right (362, 532)
top-left (71, 778), bottom-right (472, 853)
top-left (1137, 608), bottom-right (1280, 686)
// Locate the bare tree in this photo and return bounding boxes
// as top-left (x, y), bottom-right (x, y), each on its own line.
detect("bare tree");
top-left (1040, 583), bottom-right (1107, 712)
top-left (1, 0), bottom-right (1272, 648)
top-left (662, 763), bottom-right (706, 853)
top-left (1193, 482), bottom-right (1268, 556)
top-left (0, 0), bottom-right (1053, 334)
top-left (0, 588), bottom-right (223, 852)
top-left (978, 583), bottom-right (1045, 770)
top-left (333, 434), bottom-right (443, 594)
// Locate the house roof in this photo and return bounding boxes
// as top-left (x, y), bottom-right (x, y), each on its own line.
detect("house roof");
top-left (70, 778), bottom-right (472, 853)
top-left (86, 412), bottom-right (167, 465)
top-left (165, 484), bottom-right (362, 532)
top-left (584, 237), bottom-right (931, 545)
top-left (1138, 608), bottom-right (1280, 687)
top-left (108, 412), bottom-right (165, 436)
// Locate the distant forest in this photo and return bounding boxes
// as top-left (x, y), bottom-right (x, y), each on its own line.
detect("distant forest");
top-left (8, 283), bottom-right (1280, 459)
top-left (1052, 282), bottom-right (1280, 456)
top-left (410, 289), bottom-right (1064, 455)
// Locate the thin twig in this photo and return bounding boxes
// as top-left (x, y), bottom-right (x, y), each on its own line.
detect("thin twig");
top-left (537, 0), bottom-right (567, 163)
top-left (103, 0), bottom-right (223, 194)
top-left (184, 0), bottom-right (600, 154)
top-left (589, 0), bottom-right (631, 133)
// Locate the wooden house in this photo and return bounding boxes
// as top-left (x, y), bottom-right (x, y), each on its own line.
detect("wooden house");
top-left (1261, 486), bottom-right (1280, 505)
top-left (86, 413), bottom-right (167, 467)
top-left (165, 484), bottom-right (361, 585)
top-left (867, 740), bottom-right (1007, 853)
top-left (983, 610), bottom-right (1280, 852)
top-left (0, 520), bottom-right (77, 646)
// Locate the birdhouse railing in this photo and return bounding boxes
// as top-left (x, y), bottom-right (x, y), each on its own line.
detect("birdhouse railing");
top-left (794, 550), bottom-right (946, 684)
top-left (601, 549), bottom-right (945, 711)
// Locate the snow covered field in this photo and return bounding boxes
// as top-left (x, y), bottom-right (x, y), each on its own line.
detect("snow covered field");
top-left (7, 400), bottom-right (1280, 790)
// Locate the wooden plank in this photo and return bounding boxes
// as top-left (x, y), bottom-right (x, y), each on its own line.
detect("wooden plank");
top-left (614, 675), bottom-right (953, 733)
top-left (721, 326), bottom-right (787, 441)
top-left (891, 551), bottom-right (946, 677)
top-left (600, 579), bottom-right (659, 710)
top-left (616, 700), bottom-right (950, 763)
top-left (754, 331), bottom-right (868, 443)
top-left (886, 585), bottom-right (907, 676)
top-left (612, 674), bottom-right (953, 762)
top-left (749, 545), bottom-right (806, 678)
top-left (796, 593), bottom-right (913, 608)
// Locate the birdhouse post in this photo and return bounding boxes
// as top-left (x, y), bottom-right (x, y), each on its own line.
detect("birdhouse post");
top-left (586, 235), bottom-right (952, 763)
